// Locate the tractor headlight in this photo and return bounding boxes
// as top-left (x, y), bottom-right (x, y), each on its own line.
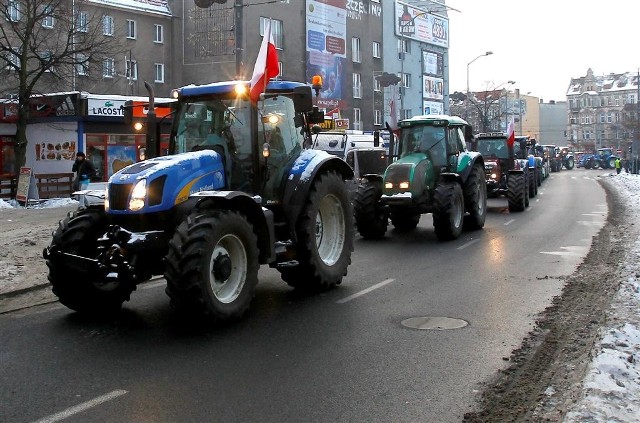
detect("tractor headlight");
top-left (385, 182), bottom-right (393, 189)
top-left (491, 173), bottom-right (497, 179)
top-left (129, 179), bottom-right (147, 211)
top-left (399, 181), bottom-right (410, 190)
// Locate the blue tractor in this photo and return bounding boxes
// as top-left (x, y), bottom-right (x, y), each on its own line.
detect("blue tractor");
top-left (583, 148), bottom-right (618, 169)
top-left (43, 80), bottom-right (354, 324)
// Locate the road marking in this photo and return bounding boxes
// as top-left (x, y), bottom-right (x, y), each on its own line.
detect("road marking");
top-left (540, 246), bottom-right (588, 257)
top-left (336, 279), bottom-right (395, 304)
top-left (33, 390), bottom-right (128, 423)
top-left (457, 239), bottom-right (480, 250)
top-left (504, 219), bottom-right (515, 226)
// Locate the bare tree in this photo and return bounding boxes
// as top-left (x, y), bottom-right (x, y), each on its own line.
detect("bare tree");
top-left (0, 0), bottom-right (123, 169)
top-left (450, 82), bottom-right (508, 133)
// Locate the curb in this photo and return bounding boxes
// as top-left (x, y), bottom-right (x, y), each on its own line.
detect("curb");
top-left (0, 283), bottom-right (51, 300)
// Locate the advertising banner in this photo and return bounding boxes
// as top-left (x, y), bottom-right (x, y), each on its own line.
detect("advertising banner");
top-left (395, 1), bottom-right (449, 48)
top-left (423, 75), bottom-right (444, 100)
top-left (423, 101), bottom-right (444, 115)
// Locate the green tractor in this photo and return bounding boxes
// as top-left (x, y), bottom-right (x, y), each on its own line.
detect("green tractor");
top-left (353, 115), bottom-right (487, 241)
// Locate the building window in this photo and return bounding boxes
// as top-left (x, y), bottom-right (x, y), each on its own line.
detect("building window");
top-left (401, 109), bottom-right (411, 120)
top-left (352, 37), bottom-right (361, 63)
top-left (77, 11), bottom-right (88, 32)
top-left (374, 109), bottom-right (382, 126)
top-left (353, 73), bottom-right (362, 98)
top-left (259, 17), bottom-right (283, 49)
top-left (40, 51), bottom-right (54, 72)
top-left (373, 76), bottom-right (381, 92)
top-left (103, 16), bottom-right (114, 36)
top-left (4, 51), bottom-right (19, 71)
top-left (103, 58), bottom-right (115, 78)
top-left (398, 39), bottom-right (409, 59)
top-left (607, 112), bottom-right (613, 123)
top-left (599, 112), bottom-right (605, 123)
top-left (401, 73), bottom-right (410, 88)
top-left (353, 108), bottom-right (362, 130)
top-left (154, 24), bottom-right (163, 43)
top-left (42, 6), bottom-right (54, 28)
top-left (372, 41), bottom-right (381, 58)
top-left (127, 20), bottom-right (137, 39)
top-left (154, 63), bottom-right (164, 83)
top-left (125, 60), bottom-right (138, 80)
top-left (615, 96), bottom-right (620, 106)
top-left (8, 0), bottom-right (20, 21)
top-left (76, 54), bottom-right (89, 76)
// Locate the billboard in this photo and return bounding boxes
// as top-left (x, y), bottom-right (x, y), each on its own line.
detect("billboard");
top-left (395, 1), bottom-right (449, 48)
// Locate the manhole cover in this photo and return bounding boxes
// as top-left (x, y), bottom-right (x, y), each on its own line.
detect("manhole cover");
top-left (401, 316), bottom-right (468, 330)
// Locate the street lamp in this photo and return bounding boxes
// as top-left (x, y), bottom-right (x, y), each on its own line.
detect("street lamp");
top-left (503, 80), bottom-right (516, 131)
top-left (465, 51), bottom-right (493, 120)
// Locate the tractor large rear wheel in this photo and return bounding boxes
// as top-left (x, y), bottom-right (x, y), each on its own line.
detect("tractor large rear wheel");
top-left (353, 180), bottom-right (388, 239)
top-left (432, 181), bottom-right (464, 241)
top-left (165, 209), bottom-right (259, 324)
top-left (45, 209), bottom-right (134, 314)
top-left (279, 171), bottom-right (353, 291)
top-left (463, 163), bottom-right (487, 231)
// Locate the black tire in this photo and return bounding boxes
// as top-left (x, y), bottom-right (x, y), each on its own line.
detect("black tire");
top-left (507, 173), bottom-right (526, 212)
top-left (353, 180), bottom-right (388, 239)
top-left (528, 169), bottom-right (537, 198)
top-left (432, 181), bottom-right (464, 241)
top-left (463, 163), bottom-right (487, 231)
top-left (536, 168), bottom-right (542, 186)
top-left (165, 209), bottom-right (259, 324)
top-left (607, 157), bottom-right (616, 169)
top-left (585, 160), bottom-right (592, 169)
top-left (46, 209), bottom-right (134, 314)
top-left (592, 160), bottom-right (600, 169)
top-left (279, 171), bottom-right (353, 290)
top-left (390, 210), bottom-right (420, 231)
top-left (565, 157), bottom-right (575, 170)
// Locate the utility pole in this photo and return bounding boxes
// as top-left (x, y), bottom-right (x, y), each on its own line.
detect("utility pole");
top-left (235, 0), bottom-right (243, 79)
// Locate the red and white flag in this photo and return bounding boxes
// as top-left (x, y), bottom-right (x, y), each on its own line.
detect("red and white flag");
top-left (506, 118), bottom-right (515, 147)
top-left (249, 19), bottom-right (279, 103)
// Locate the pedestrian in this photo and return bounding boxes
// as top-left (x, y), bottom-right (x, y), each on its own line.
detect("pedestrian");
top-left (614, 157), bottom-right (622, 174)
top-left (72, 152), bottom-right (96, 191)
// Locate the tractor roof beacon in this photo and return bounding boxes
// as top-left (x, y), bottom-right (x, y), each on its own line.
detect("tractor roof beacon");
top-left (352, 114), bottom-right (487, 241)
top-left (43, 80), bottom-right (355, 325)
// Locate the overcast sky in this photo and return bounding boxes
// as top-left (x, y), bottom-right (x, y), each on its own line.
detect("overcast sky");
top-left (445, 0), bottom-right (640, 103)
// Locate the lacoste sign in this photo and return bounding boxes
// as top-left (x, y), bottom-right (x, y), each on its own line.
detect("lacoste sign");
top-left (88, 98), bottom-right (126, 117)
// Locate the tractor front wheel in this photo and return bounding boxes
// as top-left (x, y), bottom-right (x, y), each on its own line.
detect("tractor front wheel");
top-left (45, 209), bottom-right (134, 315)
top-left (165, 209), bottom-right (259, 324)
top-left (463, 163), bottom-right (487, 231)
top-left (432, 181), bottom-right (464, 241)
top-left (353, 180), bottom-right (388, 239)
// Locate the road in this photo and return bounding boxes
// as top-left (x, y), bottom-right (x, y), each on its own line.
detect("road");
top-left (0, 169), bottom-right (607, 423)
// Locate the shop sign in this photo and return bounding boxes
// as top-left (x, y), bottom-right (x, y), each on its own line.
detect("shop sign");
top-left (88, 98), bottom-right (126, 117)
top-left (30, 93), bottom-right (79, 117)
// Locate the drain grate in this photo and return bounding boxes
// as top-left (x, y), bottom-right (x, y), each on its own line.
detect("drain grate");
top-left (401, 316), bottom-right (468, 330)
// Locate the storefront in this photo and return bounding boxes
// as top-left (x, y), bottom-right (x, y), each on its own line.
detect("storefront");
top-left (0, 93), bottom-right (173, 182)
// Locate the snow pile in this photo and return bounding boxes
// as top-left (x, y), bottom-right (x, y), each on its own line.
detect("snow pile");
top-left (564, 172), bottom-right (640, 422)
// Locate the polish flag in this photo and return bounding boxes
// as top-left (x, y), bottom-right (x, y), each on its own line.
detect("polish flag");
top-left (506, 118), bottom-right (515, 147)
top-left (249, 19), bottom-right (279, 103)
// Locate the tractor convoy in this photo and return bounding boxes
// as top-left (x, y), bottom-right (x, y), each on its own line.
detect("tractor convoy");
top-left (43, 74), bottom-right (575, 325)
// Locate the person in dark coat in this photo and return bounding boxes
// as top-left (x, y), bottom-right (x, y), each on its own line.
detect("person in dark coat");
top-left (72, 152), bottom-right (96, 190)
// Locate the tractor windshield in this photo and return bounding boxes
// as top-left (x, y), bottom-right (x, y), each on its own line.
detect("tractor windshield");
top-left (173, 98), bottom-right (251, 156)
top-left (475, 138), bottom-right (509, 159)
top-left (400, 125), bottom-right (447, 165)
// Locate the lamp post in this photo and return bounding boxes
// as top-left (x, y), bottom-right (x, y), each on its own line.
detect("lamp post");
top-left (465, 51), bottom-right (493, 121)
top-left (503, 80), bottom-right (516, 131)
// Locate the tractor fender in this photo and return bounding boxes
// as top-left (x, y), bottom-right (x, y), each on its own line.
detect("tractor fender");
top-left (282, 150), bottom-right (354, 231)
top-left (439, 172), bottom-right (463, 186)
top-left (457, 152), bottom-right (483, 182)
top-left (189, 191), bottom-right (276, 264)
